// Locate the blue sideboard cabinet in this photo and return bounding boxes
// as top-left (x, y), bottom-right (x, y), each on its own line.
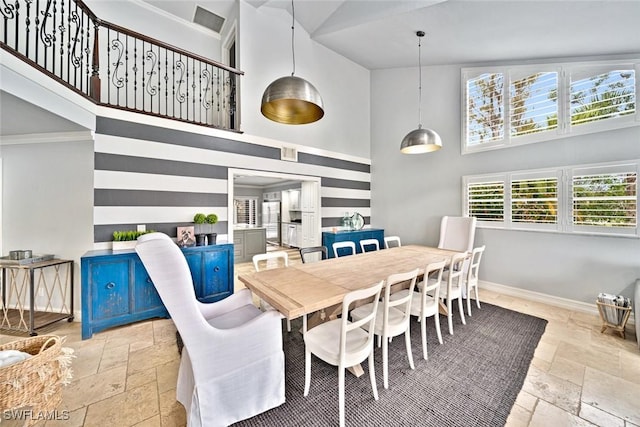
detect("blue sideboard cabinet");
top-left (322, 229), bottom-right (384, 258)
top-left (81, 243), bottom-right (234, 339)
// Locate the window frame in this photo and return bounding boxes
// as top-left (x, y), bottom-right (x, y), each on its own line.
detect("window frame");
top-left (463, 160), bottom-right (640, 238)
top-left (461, 60), bottom-right (640, 155)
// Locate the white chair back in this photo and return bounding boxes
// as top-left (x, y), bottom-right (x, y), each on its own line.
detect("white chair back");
top-left (332, 241), bottom-right (356, 257)
top-left (359, 238), bottom-right (380, 253)
top-left (253, 251), bottom-right (289, 271)
top-left (465, 245), bottom-right (486, 315)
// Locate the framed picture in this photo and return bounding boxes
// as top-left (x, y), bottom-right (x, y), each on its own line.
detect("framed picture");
top-left (177, 226), bottom-right (196, 247)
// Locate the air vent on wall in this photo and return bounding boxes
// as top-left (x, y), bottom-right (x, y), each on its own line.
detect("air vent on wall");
top-left (193, 6), bottom-right (225, 33)
top-left (281, 146), bottom-right (298, 162)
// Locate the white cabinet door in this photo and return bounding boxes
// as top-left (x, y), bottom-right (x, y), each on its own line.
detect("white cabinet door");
top-left (301, 212), bottom-right (318, 247)
top-left (301, 182), bottom-right (318, 212)
top-left (296, 224), bottom-right (303, 248)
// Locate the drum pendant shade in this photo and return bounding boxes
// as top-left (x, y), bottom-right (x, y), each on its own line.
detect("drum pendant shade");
top-left (260, 0), bottom-right (324, 125)
top-left (261, 76), bottom-right (324, 124)
top-left (400, 30), bottom-right (442, 154)
top-left (400, 126), bottom-right (442, 154)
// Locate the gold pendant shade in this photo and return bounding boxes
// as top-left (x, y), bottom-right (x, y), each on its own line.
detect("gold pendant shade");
top-left (261, 76), bottom-right (324, 125)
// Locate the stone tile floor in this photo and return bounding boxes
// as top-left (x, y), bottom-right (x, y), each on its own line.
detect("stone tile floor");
top-left (1, 247), bottom-right (638, 426)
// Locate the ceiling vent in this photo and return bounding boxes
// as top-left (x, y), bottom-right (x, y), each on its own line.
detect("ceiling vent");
top-left (281, 146), bottom-right (298, 162)
top-left (193, 6), bottom-right (225, 33)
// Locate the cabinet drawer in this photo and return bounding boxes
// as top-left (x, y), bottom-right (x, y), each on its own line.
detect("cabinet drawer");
top-left (88, 260), bottom-right (130, 321)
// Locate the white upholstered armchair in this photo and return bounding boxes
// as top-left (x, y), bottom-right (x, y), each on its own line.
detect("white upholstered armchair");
top-left (135, 233), bottom-right (285, 427)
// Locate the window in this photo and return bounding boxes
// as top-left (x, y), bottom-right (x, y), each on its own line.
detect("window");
top-left (234, 198), bottom-right (258, 225)
top-left (466, 178), bottom-right (505, 223)
top-left (570, 164), bottom-right (637, 234)
top-left (462, 60), bottom-right (639, 153)
top-left (464, 161), bottom-right (639, 237)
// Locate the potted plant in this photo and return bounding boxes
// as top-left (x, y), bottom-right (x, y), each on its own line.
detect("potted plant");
top-left (193, 213), bottom-right (207, 246)
top-left (112, 230), bottom-right (153, 251)
top-left (205, 213), bottom-right (218, 245)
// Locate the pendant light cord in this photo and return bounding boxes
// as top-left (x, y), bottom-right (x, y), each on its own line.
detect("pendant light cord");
top-left (291, 0), bottom-right (296, 76)
top-left (418, 34), bottom-right (422, 129)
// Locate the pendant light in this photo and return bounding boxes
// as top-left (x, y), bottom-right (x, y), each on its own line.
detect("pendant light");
top-left (400, 31), bottom-right (442, 154)
top-left (261, 0), bottom-right (324, 125)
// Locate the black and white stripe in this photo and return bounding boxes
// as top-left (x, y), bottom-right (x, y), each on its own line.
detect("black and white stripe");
top-left (94, 117), bottom-right (372, 243)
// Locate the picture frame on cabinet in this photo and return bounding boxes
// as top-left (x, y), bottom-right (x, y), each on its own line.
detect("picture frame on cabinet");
top-left (177, 226), bottom-right (196, 247)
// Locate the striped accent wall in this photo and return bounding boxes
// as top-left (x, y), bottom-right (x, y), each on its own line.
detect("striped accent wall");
top-left (93, 117), bottom-right (372, 243)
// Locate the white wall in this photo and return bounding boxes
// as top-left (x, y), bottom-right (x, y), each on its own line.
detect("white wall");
top-left (1, 140), bottom-right (95, 313)
top-left (370, 62), bottom-right (640, 304)
top-left (238, 2), bottom-right (371, 158)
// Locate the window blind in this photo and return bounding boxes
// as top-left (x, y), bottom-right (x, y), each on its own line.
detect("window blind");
top-left (572, 171), bottom-right (637, 228)
top-left (511, 176), bottom-right (558, 224)
top-left (466, 72), bottom-right (504, 146)
top-left (467, 180), bottom-right (505, 222)
top-left (510, 72), bottom-right (558, 138)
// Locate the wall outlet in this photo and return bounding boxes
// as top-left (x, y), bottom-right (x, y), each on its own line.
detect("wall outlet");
top-left (137, 224), bottom-right (146, 232)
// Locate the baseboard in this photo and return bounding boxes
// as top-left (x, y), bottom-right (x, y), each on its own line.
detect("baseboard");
top-left (478, 280), bottom-right (635, 327)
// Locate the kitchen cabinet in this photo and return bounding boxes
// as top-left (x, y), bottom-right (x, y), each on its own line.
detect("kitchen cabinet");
top-left (81, 244), bottom-right (234, 339)
top-left (262, 191), bottom-right (281, 201)
top-left (234, 227), bottom-right (267, 262)
top-left (322, 229), bottom-right (385, 258)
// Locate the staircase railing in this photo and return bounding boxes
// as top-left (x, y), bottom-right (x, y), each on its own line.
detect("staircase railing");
top-left (0, 0), bottom-right (242, 131)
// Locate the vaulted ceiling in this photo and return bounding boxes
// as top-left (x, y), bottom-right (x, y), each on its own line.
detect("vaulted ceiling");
top-left (145, 0), bottom-right (640, 69)
top-left (2, 0), bottom-right (639, 137)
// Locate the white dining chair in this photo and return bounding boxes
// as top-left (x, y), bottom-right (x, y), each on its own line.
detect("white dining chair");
top-left (384, 236), bottom-right (401, 249)
top-left (465, 245), bottom-right (486, 316)
top-left (253, 251), bottom-right (291, 332)
top-left (359, 238), bottom-right (380, 253)
top-left (332, 241), bottom-right (356, 258)
top-left (136, 233), bottom-right (285, 426)
top-left (424, 252), bottom-right (467, 335)
top-left (350, 268), bottom-right (419, 389)
top-left (390, 260), bottom-right (446, 360)
top-left (303, 281), bottom-right (384, 427)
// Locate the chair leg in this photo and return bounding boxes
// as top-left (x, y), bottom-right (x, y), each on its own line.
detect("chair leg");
top-left (339, 367), bottom-right (346, 427)
top-left (421, 315), bottom-right (428, 360)
top-left (458, 297), bottom-right (466, 325)
top-left (475, 288), bottom-right (481, 309)
top-left (405, 329), bottom-right (414, 370)
top-left (368, 349), bottom-right (379, 401)
top-left (304, 349), bottom-right (311, 397)
top-left (447, 298), bottom-right (453, 335)
top-left (382, 334), bottom-right (389, 389)
top-left (434, 313), bottom-right (443, 345)
top-left (287, 319), bottom-right (291, 332)
top-left (466, 292), bottom-right (472, 317)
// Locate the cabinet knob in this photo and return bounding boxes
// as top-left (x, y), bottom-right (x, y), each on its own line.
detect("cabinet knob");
top-left (214, 266), bottom-right (220, 272)
top-left (106, 282), bottom-right (116, 290)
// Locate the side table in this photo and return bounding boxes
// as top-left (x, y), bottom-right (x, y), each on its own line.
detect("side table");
top-left (0, 259), bottom-right (74, 336)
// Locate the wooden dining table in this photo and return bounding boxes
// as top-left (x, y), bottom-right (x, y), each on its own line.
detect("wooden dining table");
top-left (238, 244), bottom-right (464, 375)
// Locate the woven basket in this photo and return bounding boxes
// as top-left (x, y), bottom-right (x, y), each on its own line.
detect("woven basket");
top-left (0, 335), bottom-right (73, 425)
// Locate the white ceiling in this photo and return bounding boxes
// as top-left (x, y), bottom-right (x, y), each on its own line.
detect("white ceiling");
top-left (145, 0), bottom-right (640, 69)
top-left (2, 0), bottom-right (639, 137)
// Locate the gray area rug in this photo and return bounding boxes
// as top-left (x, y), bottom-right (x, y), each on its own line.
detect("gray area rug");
top-left (234, 303), bottom-right (547, 427)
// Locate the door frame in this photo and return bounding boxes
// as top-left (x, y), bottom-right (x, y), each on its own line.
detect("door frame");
top-left (227, 169), bottom-right (321, 244)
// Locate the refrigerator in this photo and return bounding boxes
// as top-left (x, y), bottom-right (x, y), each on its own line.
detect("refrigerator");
top-left (262, 201), bottom-right (281, 245)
